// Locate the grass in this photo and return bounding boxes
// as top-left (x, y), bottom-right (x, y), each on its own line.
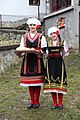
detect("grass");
top-left (0, 50), bottom-right (80, 120)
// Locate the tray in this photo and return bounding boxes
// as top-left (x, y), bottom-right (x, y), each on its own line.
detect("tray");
top-left (15, 49), bottom-right (42, 55)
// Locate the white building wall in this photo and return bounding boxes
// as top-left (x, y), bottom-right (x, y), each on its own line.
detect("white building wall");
top-left (44, 0), bottom-right (80, 50)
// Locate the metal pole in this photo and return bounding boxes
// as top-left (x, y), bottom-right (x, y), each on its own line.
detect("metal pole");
top-left (38, 0), bottom-right (40, 19)
top-left (0, 15), bottom-right (2, 28)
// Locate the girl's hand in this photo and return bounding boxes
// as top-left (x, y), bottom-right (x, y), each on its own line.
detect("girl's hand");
top-left (15, 51), bottom-right (24, 58)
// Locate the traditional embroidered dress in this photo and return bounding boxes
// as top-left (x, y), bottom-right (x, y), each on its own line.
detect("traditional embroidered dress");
top-left (43, 39), bottom-right (69, 95)
top-left (20, 32), bottom-right (47, 87)
top-left (16, 17), bottom-right (48, 108)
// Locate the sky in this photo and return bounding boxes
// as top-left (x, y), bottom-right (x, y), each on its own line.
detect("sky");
top-left (0, 0), bottom-right (38, 16)
top-left (0, 0), bottom-right (46, 21)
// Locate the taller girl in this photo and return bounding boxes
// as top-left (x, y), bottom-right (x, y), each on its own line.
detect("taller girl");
top-left (17, 18), bottom-right (47, 109)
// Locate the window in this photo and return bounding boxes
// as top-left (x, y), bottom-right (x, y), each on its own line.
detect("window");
top-left (79, 0), bottom-right (80, 5)
top-left (29, 0), bottom-right (40, 6)
top-left (49, 0), bottom-right (71, 13)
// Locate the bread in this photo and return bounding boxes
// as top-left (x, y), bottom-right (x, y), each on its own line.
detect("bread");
top-left (16, 47), bottom-right (35, 51)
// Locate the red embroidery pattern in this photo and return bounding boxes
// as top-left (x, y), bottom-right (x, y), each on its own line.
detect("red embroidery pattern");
top-left (27, 32), bottom-right (39, 43)
top-left (27, 66), bottom-right (38, 74)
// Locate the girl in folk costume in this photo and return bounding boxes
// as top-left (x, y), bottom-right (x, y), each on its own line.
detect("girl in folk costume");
top-left (43, 26), bottom-right (69, 110)
top-left (16, 18), bottom-right (47, 109)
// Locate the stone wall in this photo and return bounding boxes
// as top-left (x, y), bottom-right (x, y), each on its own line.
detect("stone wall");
top-left (0, 45), bottom-right (21, 75)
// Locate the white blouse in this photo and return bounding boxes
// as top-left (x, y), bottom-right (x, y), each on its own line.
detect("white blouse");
top-left (20, 34), bottom-right (47, 48)
top-left (63, 41), bottom-right (69, 56)
top-left (52, 40), bottom-right (69, 57)
top-left (19, 33), bottom-right (69, 57)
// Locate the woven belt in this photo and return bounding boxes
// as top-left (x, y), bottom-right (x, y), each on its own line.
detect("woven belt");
top-left (48, 53), bottom-right (61, 57)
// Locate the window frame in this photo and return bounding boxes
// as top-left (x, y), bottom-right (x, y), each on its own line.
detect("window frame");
top-left (44, 0), bottom-right (74, 19)
top-left (47, 0), bottom-right (74, 14)
top-left (29, 0), bottom-right (40, 6)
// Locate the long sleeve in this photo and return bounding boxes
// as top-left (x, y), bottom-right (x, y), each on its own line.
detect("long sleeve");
top-left (19, 35), bottom-right (25, 56)
top-left (40, 36), bottom-right (48, 58)
top-left (62, 41), bottom-right (69, 57)
top-left (40, 36), bottom-right (47, 48)
top-left (20, 35), bottom-right (25, 48)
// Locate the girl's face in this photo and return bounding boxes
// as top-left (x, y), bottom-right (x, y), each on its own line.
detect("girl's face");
top-left (50, 32), bottom-right (58, 40)
top-left (29, 24), bottom-right (36, 32)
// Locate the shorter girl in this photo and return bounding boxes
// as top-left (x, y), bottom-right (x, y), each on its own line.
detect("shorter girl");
top-left (43, 26), bottom-right (69, 110)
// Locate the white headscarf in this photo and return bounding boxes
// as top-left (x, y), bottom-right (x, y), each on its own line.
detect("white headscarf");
top-left (27, 18), bottom-right (41, 26)
top-left (47, 26), bottom-right (60, 37)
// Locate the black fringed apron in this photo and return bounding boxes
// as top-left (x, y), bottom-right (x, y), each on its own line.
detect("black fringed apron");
top-left (43, 45), bottom-right (67, 94)
top-left (20, 32), bottom-right (45, 86)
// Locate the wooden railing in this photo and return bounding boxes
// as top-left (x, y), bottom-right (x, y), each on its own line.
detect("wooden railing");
top-left (0, 28), bottom-right (26, 34)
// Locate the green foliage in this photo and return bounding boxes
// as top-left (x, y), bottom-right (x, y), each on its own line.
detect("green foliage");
top-left (0, 39), bottom-right (20, 46)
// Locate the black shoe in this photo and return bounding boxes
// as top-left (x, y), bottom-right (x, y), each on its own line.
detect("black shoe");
top-left (58, 105), bottom-right (64, 110)
top-left (51, 105), bottom-right (58, 110)
top-left (33, 104), bottom-right (40, 109)
top-left (27, 104), bottom-right (34, 109)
